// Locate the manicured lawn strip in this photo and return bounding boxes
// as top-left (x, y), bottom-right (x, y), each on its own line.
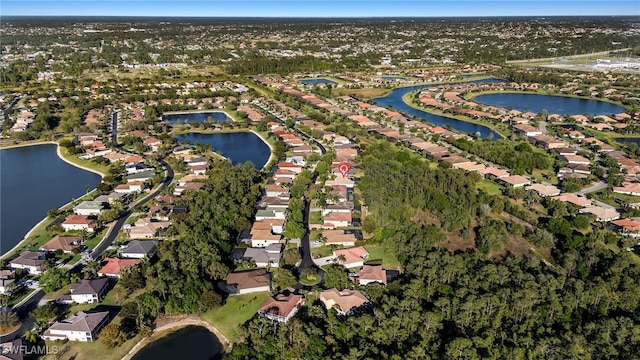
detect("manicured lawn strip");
top-left (309, 211), bottom-right (323, 224)
top-left (476, 180), bottom-right (503, 196)
top-left (311, 246), bottom-right (334, 259)
top-left (203, 292), bottom-right (270, 341)
top-left (364, 244), bottom-right (401, 268)
top-left (45, 335), bottom-right (142, 360)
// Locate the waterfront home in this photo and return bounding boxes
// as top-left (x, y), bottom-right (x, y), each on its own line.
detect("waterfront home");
top-left (40, 236), bottom-right (81, 253)
top-left (58, 278), bottom-right (109, 304)
top-left (358, 265), bottom-right (388, 285)
top-left (97, 258), bottom-right (139, 277)
top-left (9, 251), bottom-right (45, 274)
top-left (257, 293), bottom-right (305, 323)
top-left (119, 240), bottom-right (158, 259)
top-left (223, 269), bottom-right (271, 295)
top-left (93, 192), bottom-right (130, 205)
top-left (320, 288), bottom-right (371, 316)
top-left (72, 201), bottom-right (104, 216)
top-left (42, 311), bottom-right (110, 342)
top-left (61, 215), bottom-right (97, 233)
top-left (333, 246), bottom-right (369, 268)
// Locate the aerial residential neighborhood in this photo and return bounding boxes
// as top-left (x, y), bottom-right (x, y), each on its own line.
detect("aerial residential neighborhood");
top-left (0, 8), bottom-right (639, 360)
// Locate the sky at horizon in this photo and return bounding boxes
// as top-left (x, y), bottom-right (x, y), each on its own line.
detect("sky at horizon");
top-left (2, 1), bottom-right (639, 17)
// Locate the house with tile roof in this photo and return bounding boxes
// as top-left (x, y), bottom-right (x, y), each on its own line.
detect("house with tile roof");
top-left (119, 240), bottom-right (158, 259)
top-left (358, 265), bottom-right (387, 285)
top-left (40, 236), bottom-right (81, 254)
top-left (59, 278), bottom-right (109, 304)
top-left (42, 311), bottom-right (110, 342)
top-left (333, 246), bottom-right (369, 268)
top-left (61, 215), bottom-right (97, 233)
top-left (223, 269), bottom-right (271, 295)
top-left (257, 294), bottom-right (305, 323)
top-left (97, 258), bottom-right (139, 277)
top-left (320, 288), bottom-right (371, 316)
top-left (611, 218), bottom-right (640, 237)
top-left (9, 251), bottom-right (46, 274)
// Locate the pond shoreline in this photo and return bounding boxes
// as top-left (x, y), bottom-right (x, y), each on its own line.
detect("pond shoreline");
top-left (122, 316), bottom-right (231, 360)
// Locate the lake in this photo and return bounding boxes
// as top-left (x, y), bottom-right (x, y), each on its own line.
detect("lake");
top-left (163, 111), bottom-right (230, 124)
top-left (615, 137), bottom-right (640, 147)
top-left (372, 78), bottom-right (506, 139)
top-left (299, 78), bottom-right (337, 85)
top-left (176, 132), bottom-right (271, 169)
top-left (380, 76), bottom-right (406, 81)
top-left (473, 93), bottom-right (626, 116)
top-left (131, 326), bottom-right (223, 360)
top-left (0, 144), bottom-right (101, 254)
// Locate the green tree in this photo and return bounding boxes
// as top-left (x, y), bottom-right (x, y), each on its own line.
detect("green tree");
top-left (323, 265), bottom-right (349, 289)
top-left (272, 268), bottom-right (297, 292)
top-left (39, 268), bottom-right (71, 293)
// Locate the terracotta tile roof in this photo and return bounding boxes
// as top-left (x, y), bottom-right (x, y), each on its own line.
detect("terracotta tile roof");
top-left (258, 294), bottom-right (304, 318)
top-left (320, 288), bottom-right (370, 315)
top-left (226, 269), bottom-right (270, 291)
top-left (358, 265), bottom-right (387, 285)
top-left (98, 258), bottom-right (139, 276)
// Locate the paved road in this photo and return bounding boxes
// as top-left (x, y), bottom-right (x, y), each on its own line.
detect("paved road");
top-left (578, 181), bottom-right (608, 195)
top-left (538, 121), bottom-right (548, 135)
top-left (90, 159), bottom-right (174, 260)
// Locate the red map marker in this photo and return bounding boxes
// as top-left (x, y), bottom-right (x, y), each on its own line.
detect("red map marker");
top-left (338, 163), bottom-right (350, 178)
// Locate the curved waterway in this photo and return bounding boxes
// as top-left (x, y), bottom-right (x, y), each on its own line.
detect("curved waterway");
top-left (473, 93), bottom-right (625, 116)
top-left (0, 144), bottom-right (101, 254)
top-left (131, 326), bottom-right (223, 360)
top-left (176, 132), bottom-right (271, 169)
top-left (372, 78), bottom-right (505, 139)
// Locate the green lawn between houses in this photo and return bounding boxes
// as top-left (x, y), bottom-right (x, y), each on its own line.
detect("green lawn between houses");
top-left (203, 292), bottom-right (270, 341)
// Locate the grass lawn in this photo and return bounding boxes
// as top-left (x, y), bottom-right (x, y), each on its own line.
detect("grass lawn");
top-left (83, 228), bottom-right (109, 251)
top-left (364, 244), bottom-right (401, 268)
top-left (58, 145), bottom-right (109, 176)
top-left (203, 292), bottom-right (270, 341)
top-left (8, 288), bottom-right (36, 307)
top-left (476, 180), bottom-right (503, 196)
top-left (311, 246), bottom-right (334, 259)
top-left (309, 211), bottom-right (323, 224)
top-left (45, 334), bottom-right (142, 360)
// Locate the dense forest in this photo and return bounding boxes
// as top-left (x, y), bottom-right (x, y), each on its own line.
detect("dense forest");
top-left (117, 161), bottom-right (263, 330)
top-left (228, 142), bottom-right (640, 359)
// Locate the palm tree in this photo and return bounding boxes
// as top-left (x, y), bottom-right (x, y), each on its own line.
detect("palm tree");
top-left (24, 330), bottom-right (39, 344)
top-left (0, 309), bottom-right (19, 332)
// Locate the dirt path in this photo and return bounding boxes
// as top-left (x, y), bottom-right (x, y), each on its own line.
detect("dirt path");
top-left (121, 315), bottom-right (232, 360)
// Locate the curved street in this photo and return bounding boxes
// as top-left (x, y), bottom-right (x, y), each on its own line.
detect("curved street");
top-left (90, 159), bottom-right (174, 260)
